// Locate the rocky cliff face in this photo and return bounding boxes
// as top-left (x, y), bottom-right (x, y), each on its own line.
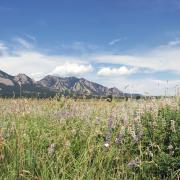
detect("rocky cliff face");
top-left (38, 75), bottom-right (123, 96)
top-left (0, 70), bottom-right (15, 86)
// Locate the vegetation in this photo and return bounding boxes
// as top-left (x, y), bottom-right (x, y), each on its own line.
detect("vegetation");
top-left (0, 97), bottom-right (179, 179)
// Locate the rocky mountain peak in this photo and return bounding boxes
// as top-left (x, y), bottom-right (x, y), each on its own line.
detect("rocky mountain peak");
top-left (14, 74), bottom-right (35, 85)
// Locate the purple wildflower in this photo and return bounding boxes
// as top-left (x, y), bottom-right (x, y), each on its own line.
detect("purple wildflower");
top-left (115, 126), bottom-right (125, 144)
top-left (108, 115), bottom-right (113, 129)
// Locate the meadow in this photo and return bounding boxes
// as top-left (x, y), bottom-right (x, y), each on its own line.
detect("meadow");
top-left (0, 97), bottom-right (179, 180)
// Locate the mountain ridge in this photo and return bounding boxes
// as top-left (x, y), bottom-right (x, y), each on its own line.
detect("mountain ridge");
top-left (0, 69), bottom-right (139, 98)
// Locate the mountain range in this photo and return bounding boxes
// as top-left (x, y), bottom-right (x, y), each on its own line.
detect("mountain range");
top-left (0, 69), bottom-right (127, 98)
top-left (0, 70), bottom-right (126, 97)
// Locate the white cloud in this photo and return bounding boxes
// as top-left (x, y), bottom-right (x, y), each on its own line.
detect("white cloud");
top-left (51, 62), bottom-right (93, 76)
top-left (30, 72), bottom-right (44, 79)
top-left (14, 37), bottom-right (33, 49)
top-left (109, 37), bottom-right (127, 45)
top-left (24, 34), bottom-right (37, 42)
top-left (0, 42), bottom-right (8, 52)
top-left (98, 76), bottom-right (180, 96)
top-left (0, 50), bottom-right (90, 79)
top-left (97, 66), bottom-right (137, 76)
top-left (0, 39), bottom-right (93, 80)
top-left (94, 42), bottom-right (180, 73)
top-left (0, 42), bottom-right (7, 50)
top-left (109, 39), bottom-right (122, 45)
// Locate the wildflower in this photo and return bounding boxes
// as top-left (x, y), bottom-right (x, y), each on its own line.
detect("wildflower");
top-left (104, 142), bottom-right (110, 148)
top-left (127, 158), bottom-right (139, 168)
top-left (71, 129), bottom-right (76, 135)
top-left (170, 120), bottom-right (176, 133)
top-left (145, 147), bottom-right (153, 158)
top-left (129, 127), bottom-right (139, 143)
top-left (168, 144), bottom-right (172, 149)
top-left (95, 117), bottom-right (101, 124)
top-left (10, 122), bottom-right (16, 134)
top-left (152, 121), bottom-right (157, 128)
top-left (65, 141), bottom-right (71, 147)
top-left (108, 115), bottom-right (113, 129)
top-left (168, 144), bottom-right (174, 155)
top-left (149, 151), bottom-right (153, 158)
top-left (48, 143), bottom-right (56, 156)
top-left (115, 126), bottom-right (125, 144)
top-left (136, 132), bottom-right (143, 141)
top-left (105, 133), bottom-right (111, 142)
top-left (122, 115), bottom-right (129, 125)
top-left (170, 150), bottom-right (174, 156)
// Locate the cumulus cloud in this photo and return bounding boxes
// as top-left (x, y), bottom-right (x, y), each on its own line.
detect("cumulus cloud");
top-left (0, 50), bottom-right (91, 79)
top-left (0, 39), bottom-right (94, 79)
top-left (50, 62), bottom-right (93, 76)
top-left (97, 66), bottom-right (137, 76)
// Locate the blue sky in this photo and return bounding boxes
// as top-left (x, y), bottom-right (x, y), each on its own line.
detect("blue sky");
top-left (0, 0), bottom-right (180, 95)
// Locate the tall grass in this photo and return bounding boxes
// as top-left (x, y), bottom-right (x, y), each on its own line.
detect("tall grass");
top-left (0, 98), bottom-right (179, 179)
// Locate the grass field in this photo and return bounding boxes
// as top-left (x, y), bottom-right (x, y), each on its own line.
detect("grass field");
top-left (0, 97), bottom-right (179, 179)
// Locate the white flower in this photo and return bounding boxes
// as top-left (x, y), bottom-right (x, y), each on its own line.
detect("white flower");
top-left (149, 151), bottom-right (153, 158)
top-left (168, 144), bottom-right (173, 150)
top-left (168, 144), bottom-right (174, 155)
top-left (170, 120), bottom-right (176, 133)
top-left (104, 142), bottom-right (110, 148)
top-left (48, 143), bottom-right (56, 156)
